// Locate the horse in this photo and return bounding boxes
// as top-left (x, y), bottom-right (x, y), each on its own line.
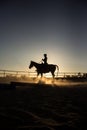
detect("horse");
top-left (29, 61), bottom-right (59, 78)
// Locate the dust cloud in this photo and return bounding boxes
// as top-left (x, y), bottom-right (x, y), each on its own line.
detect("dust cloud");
top-left (29, 77), bottom-right (87, 87)
top-left (0, 75), bottom-right (87, 87)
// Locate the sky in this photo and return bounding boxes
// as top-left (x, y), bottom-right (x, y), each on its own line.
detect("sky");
top-left (0, 0), bottom-right (87, 72)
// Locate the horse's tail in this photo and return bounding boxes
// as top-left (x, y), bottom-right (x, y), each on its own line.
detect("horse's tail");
top-left (56, 65), bottom-right (59, 77)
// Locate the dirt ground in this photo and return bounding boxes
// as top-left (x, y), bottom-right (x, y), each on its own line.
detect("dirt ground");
top-left (0, 82), bottom-right (87, 129)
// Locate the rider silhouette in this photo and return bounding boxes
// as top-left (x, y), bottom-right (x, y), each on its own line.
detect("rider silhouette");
top-left (42, 54), bottom-right (48, 64)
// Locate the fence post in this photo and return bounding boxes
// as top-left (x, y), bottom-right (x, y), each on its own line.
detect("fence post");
top-left (16, 71), bottom-right (18, 77)
top-left (4, 70), bottom-right (6, 77)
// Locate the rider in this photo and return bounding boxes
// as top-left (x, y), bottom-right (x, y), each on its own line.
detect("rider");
top-left (42, 54), bottom-right (48, 64)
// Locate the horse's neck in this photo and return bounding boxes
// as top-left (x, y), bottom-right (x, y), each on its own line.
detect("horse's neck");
top-left (33, 61), bottom-right (39, 68)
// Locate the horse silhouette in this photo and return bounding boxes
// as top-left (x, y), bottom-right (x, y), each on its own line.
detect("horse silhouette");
top-left (29, 61), bottom-right (59, 78)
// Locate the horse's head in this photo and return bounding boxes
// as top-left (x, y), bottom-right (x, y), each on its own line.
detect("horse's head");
top-left (29, 61), bottom-right (34, 69)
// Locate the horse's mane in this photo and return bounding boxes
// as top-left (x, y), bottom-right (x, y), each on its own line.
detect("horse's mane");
top-left (31, 60), bottom-right (40, 65)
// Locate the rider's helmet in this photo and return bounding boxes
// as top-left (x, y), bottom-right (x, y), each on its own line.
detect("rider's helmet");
top-left (44, 54), bottom-right (47, 57)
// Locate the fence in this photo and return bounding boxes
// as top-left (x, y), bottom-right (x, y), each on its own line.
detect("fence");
top-left (0, 69), bottom-right (86, 78)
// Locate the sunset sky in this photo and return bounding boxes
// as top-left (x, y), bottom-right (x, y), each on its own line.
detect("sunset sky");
top-left (0, 0), bottom-right (87, 72)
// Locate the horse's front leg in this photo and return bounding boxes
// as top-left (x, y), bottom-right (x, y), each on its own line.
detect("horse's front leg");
top-left (37, 72), bottom-right (39, 77)
top-left (36, 69), bottom-right (40, 77)
top-left (41, 73), bottom-right (43, 78)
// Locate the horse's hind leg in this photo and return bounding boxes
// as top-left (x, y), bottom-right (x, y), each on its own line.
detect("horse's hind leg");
top-left (51, 72), bottom-right (55, 78)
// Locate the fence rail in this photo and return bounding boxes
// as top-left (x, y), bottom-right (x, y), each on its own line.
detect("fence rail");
top-left (0, 69), bottom-right (86, 78)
